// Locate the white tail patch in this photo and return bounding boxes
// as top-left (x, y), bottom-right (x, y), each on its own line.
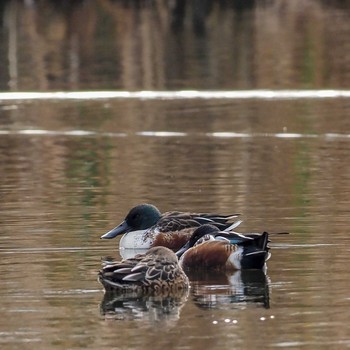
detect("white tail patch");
top-left (228, 246), bottom-right (243, 269)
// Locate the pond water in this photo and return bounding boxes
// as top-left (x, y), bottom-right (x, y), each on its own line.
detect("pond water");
top-left (1, 1), bottom-right (350, 350)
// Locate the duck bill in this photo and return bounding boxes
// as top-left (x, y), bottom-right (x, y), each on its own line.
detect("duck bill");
top-left (100, 220), bottom-right (130, 239)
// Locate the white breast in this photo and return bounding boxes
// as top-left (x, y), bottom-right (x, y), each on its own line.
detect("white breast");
top-left (119, 229), bottom-right (151, 249)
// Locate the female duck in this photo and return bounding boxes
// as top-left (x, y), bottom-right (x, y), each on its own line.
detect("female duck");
top-left (99, 246), bottom-right (189, 294)
top-left (101, 203), bottom-right (241, 250)
top-left (176, 224), bottom-right (271, 271)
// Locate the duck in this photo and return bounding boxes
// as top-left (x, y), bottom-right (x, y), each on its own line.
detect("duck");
top-left (100, 203), bottom-right (241, 250)
top-left (176, 224), bottom-right (271, 271)
top-left (98, 246), bottom-right (189, 295)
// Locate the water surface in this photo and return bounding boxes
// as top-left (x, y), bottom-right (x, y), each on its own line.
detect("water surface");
top-left (1, 1), bottom-right (350, 349)
top-left (1, 95), bottom-right (350, 349)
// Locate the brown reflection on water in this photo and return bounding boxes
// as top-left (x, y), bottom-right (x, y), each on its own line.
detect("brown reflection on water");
top-left (100, 289), bottom-right (189, 327)
top-left (1, 96), bottom-right (350, 348)
top-left (187, 269), bottom-right (270, 310)
top-left (1, 97), bottom-right (350, 234)
top-left (1, 0), bottom-right (350, 91)
top-left (0, 1), bottom-right (350, 348)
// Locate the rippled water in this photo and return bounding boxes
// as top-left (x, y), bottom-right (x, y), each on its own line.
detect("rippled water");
top-left (1, 1), bottom-right (350, 349)
top-left (1, 94), bottom-right (350, 349)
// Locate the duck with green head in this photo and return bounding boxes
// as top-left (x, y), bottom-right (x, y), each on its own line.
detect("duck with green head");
top-left (101, 203), bottom-right (241, 250)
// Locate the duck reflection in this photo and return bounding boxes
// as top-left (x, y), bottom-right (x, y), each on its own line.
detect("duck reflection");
top-left (187, 269), bottom-right (270, 309)
top-left (100, 288), bottom-right (189, 326)
top-left (98, 246), bottom-right (189, 326)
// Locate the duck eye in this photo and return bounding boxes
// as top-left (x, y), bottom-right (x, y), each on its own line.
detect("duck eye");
top-left (134, 213), bottom-right (142, 222)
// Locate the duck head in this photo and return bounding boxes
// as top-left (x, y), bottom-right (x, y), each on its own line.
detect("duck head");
top-left (175, 224), bottom-right (220, 257)
top-left (100, 204), bottom-right (162, 239)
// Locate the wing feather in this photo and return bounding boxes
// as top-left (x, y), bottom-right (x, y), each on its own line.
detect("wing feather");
top-left (157, 212), bottom-right (240, 232)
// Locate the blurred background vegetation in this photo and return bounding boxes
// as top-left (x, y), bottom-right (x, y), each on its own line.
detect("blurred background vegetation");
top-left (1, 0), bottom-right (350, 91)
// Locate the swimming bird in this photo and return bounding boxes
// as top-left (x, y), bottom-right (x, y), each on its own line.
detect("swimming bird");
top-left (100, 203), bottom-right (241, 250)
top-left (176, 224), bottom-right (271, 271)
top-left (98, 246), bottom-right (189, 295)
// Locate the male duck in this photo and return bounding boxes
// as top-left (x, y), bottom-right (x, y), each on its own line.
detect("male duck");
top-left (100, 203), bottom-right (241, 250)
top-left (176, 224), bottom-right (271, 271)
top-left (98, 246), bottom-right (189, 294)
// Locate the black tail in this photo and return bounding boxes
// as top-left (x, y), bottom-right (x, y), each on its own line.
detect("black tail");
top-left (241, 232), bottom-right (269, 269)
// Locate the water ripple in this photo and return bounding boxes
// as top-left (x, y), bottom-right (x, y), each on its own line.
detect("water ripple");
top-left (136, 131), bottom-right (187, 137)
top-left (0, 246), bottom-right (111, 254)
top-left (1, 89), bottom-right (350, 101)
top-left (1, 129), bottom-right (350, 140)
